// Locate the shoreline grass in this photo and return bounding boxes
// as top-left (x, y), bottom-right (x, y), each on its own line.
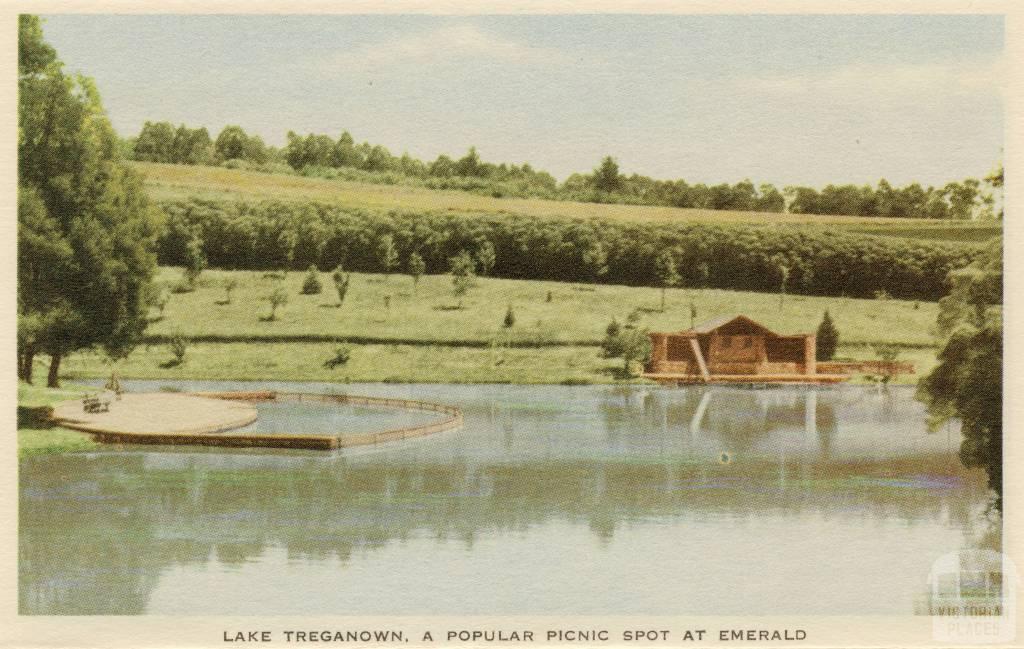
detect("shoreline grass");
top-left (17, 382), bottom-right (98, 458)
top-left (60, 341), bottom-right (935, 387)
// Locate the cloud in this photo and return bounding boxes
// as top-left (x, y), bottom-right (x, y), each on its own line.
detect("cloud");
top-left (326, 24), bottom-right (567, 73)
top-left (736, 58), bottom-right (1005, 99)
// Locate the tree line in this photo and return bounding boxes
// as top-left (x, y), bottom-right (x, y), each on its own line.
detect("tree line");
top-left (155, 197), bottom-right (981, 302)
top-left (124, 121), bottom-right (1002, 220)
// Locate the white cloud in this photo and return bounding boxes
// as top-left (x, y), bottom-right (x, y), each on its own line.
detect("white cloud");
top-left (737, 58), bottom-right (1004, 99)
top-left (326, 24), bottom-right (567, 73)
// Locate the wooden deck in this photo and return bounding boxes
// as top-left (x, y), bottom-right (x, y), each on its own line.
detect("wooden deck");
top-left (52, 391), bottom-right (463, 451)
top-left (642, 373), bottom-right (850, 385)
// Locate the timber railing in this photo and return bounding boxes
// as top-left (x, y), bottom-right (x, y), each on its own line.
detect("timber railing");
top-left (85, 391), bottom-right (463, 451)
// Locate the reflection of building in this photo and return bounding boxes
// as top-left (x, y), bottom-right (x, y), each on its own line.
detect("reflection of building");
top-left (644, 315), bottom-right (847, 384)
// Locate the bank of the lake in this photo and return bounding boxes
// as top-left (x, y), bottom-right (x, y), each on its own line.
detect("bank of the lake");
top-left (17, 382), bottom-right (98, 458)
top-left (58, 340), bottom-right (937, 386)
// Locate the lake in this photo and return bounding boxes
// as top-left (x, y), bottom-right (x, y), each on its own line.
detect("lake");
top-left (19, 381), bottom-right (991, 615)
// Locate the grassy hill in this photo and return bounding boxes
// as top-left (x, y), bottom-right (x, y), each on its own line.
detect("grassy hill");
top-left (135, 162), bottom-right (1001, 243)
top-left (58, 267), bottom-right (941, 385)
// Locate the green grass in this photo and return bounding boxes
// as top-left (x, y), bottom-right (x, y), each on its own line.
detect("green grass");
top-left (135, 162), bottom-right (1001, 242)
top-left (147, 267), bottom-right (943, 348)
top-left (63, 342), bottom-right (623, 384)
top-left (61, 341), bottom-right (935, 386)
top-left (17, 381), bottom-right (98, 458)
top-left (52, 266), bottom-right (941, 386)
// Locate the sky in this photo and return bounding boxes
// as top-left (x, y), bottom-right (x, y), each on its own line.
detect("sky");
top-left (39, 14), bottom-right (1004, 188)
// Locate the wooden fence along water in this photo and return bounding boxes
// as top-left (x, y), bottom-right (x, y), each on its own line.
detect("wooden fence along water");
top-left (76, 391), bottom-right (464, 451)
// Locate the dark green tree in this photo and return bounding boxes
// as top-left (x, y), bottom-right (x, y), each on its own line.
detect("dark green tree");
top-left (133, 121), bottom-right (175, 162)
top-left (18, 15), bottom-right (162, 386)
top-left (917, 240), bottom-right (1003, 510)
top-left (816, 310), bottom-right (839, 361)
top-left (593, 156), bottom-right (621, 193)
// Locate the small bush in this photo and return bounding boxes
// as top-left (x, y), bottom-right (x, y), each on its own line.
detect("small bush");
top-left (324, 344), bottom-right (353, 369)
top-left (266, 285), bottom-right (288, 320)
top-left (301, 265), bottom-right (322, 294)
top-left (503, 304), bottom-right (516, 328)
top-left (166, 335), bottom-right (187, 366)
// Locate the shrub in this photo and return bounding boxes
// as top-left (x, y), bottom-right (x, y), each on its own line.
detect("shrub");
top-left (408, 252), bottom-right (426, 291)
top-left (222, 277), bottom-right (239, 304)
top-left (169, 335), bottom-right (187, 365)
top-left (324, 344), bottom-right (353, 369)
top-left (816, 310), bottom-right (839, 361)
top-left (301, 264), bottom-right (322, 294)
top-left (266, 285), bottom-right (288, 320)
top-left (450, 250), bottom-right (477, 304)
top-left (503, 304), bottom-right (516, 328)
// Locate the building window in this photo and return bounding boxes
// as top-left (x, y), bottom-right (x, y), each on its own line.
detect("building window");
top-left (743, 336), bottom-right (752, 349)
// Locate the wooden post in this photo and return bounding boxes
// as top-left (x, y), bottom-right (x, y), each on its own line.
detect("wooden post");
top-left (804, 334), bottom-right (817, 375)
top-left (689, 338), bottom-right (710, 382)
top-left (649, 333), bottom-right (667, 372)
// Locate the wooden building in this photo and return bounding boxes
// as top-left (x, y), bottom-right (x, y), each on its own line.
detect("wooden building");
top-left (644, 315), bottom-right (848, 384)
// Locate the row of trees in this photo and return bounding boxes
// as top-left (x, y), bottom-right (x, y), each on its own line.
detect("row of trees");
top-left (124, 120), bottom-right (1002, 219)
top-left (155, 197), bottom-right (980, 302)
top-left (18, 15), bottom-right (161, 386)
top-left (132, 122), bottom-right (272, 167)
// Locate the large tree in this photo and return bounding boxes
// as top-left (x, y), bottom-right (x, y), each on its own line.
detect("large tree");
top-left (18, 15), bottom-right (162, 386)
top-left (917, 239), bottom-right (1002, 510)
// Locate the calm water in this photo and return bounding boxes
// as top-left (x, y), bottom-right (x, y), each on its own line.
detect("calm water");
top-left (19, 382), bottom-right (991, 615)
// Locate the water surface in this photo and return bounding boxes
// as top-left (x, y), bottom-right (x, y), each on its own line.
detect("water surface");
top-left (20, 382), bottom-right (990, 615)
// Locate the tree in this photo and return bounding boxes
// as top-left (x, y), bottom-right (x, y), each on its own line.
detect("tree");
top-left (592, 156), bottom-right (621, 193)
top-left (476, 240), bottom-right (496, 277)
top-left (301, 264), bottom-right (322, 295)
top-left (408, 252), bottom-right (426, 293)
top-left (654, 249), bottom-right (681, 312)
top-left (214, 125), bottom-right (251, 162)
top-left (816, 310), bottom-right (839, 361)
top-left (222, 277), bottom-right (239, 304)
top-left (181, 237), bottom-right (206, 290)
top-left (601, 317), bottom-right (623, 358)
top-left (332, 265), bottom-right (351, 308)
top-left (133, 121), bottom-right (175, 162)
top-left (376, 234), bottom-right (398, 278)
top-left (917, 240), bottom-right (1002, 510)
top-left (19, 15), bottom-right (162, 387)
top-left (265, 285), bottom-right (288, 321)
top-left (450, 250), bottom-right (477, 307)
top-left (600, 316), bottom-right (652, 377)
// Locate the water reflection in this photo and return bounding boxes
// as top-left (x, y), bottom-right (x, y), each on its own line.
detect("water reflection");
top-left (20, 383), bottom-right (987, 615)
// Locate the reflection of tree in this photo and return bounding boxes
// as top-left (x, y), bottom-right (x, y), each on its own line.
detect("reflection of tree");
top-left (21, 443), bottom-right (985, 614)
